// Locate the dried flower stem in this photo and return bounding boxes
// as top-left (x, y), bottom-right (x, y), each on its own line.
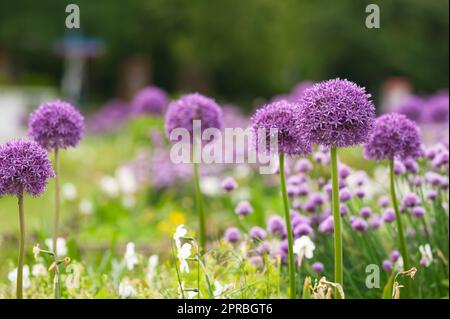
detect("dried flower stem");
top-left (17, 193), bottom-right (25, 299)
top-left (330, 147), bottom-right (343, 298)
top-left (279, 153), bottom-right (296, 299)
top-left (389, 159), bottom-right (411, 298)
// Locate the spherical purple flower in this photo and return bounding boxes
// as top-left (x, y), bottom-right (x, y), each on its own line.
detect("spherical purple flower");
top-left (221, 176), bottom-right (238, 192)
top-left (339, 188), bottom-right (352, 202)
top-left (249, 226), bottom-right (267, 241)
top-left (165, 93), bottom-right (222, 141)
top-left (394, 160), bottom-right (406, 175)
top-left (369, 215), bottom-right (382, 230)
top-left (426, 190), bottom-right (438, 201)
top-left (403, 158), bottom-right (419, 174)
top-left (303, 199), bottom-right (317, 213)
top-left (390, 250), bottom-right (400, 262)
top-left (340, 204), bottom-right (348, 216)
top-left (257, 242), bottom-right (271, 255)
top-left (267, 215), bottom-right (286, 237)
top-left (295, 159), bottom-right (312, 173)
top-left (250, 100), bottom-right (312, 155)
top-left (425, 91), bottom-right (449, 124)
top-left (132, 86), bottom-right (168, 115)
top-left (294, 223), bottom-right (313, 237)
top-left (311, 262), bottom-right (325, 274)
top-left (224, 227), bottom-right (241, 243)
top-left (425, 172), bottom-right (443, 186)
top-left (310, 192), bottom-right (325, 206)
top-left (289, 81), bottom-right (315, 101)
top-left (411, 206), bottom-right (426, 218)
top-left (339, 164), bottom-right (351, 179)
top-left (298, 78), bottom-right (375, 147)
top-left (378, 196), bottom-right (390, 208)
top-left (383, 208), bottom-right (396, 223)
top-left (235, 201), bottom-right (253, 217)
top-left (318, 216), bottom-right (334, 234)
top-left (0, 139), bottom-right (54, 196)
top-left (355, 189), bottom-right (366, 199)
top-left (382, 259), bottom-right (393, 272)
top-left (359, 207), bottom-right (372, 219)
top-left (297, 183), bottom-right (310, 196)
top-left (351, 217), bottom-right (368, 232)
top-left (28, 100), bottom-right (84, 150)
top-left (403, 192), bottom-right (421, 207)
top-left (396, 95), bottom-right (425, 123)
top-left (364, 114), bottom-right (422, 161)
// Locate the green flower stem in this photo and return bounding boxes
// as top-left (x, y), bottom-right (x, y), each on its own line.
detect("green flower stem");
top-left (53, 148), bottom-right (61, 299)
top-left (279, 153), bottom-right (296, 299)
top-left (330, 146), bottom-right (343, 298)
top-left (193, 161), bottom-right (206, 255)
top-left (17, 193), bottom-right (25, 299)
top-left (389, 159), bottom-right (411, 298)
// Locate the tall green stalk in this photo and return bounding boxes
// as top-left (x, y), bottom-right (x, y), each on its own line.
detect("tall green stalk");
top-left (53, 148), bottom-right (61, 299)
top-left (279, 153), bottom-right (296, 299)
top-left (193, 161), bottom-right (206, 255)
top-left (17, 193), bottom-right (25, 299)
top-left (330, 147), bottom-right (343, 298)
top-left (389, 159), bottom-right (411, 298)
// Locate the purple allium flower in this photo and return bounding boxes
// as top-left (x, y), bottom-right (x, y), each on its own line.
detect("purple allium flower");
top-left (132, 86), bottom-right (168, 115)
top-left (267, 215), bottom-right (286, 237)
top-left (369, 215), bottom-right (382, 230)
top-left (287, 174), bottom-right (306, 185)
top-left (312, 262), bottom-right (325, 274)
top-left (303, 199), bottom-right (317, 213)
top-left (257, 242), bottom-right (271, 255)
top-left (425, 172), bottom-right (443, 186)
top-left (426, 190), bottom-right (438, 201)
top-left (396, 95), bottom-right (425, 123)
top-left (403, 158), bottom-right (419, 174)
top-left (287, 184), bottom-right (299, 198)
top-left (28, 100), bottom-right (84, 150)
top-left (297, 183), bottom-right (310, 196)
top-left (221, 176), bottom-right (238, 192)
top-left (383, 208), bottom-right (396, 223)
top-left (249, 226), bottom-right (267, 240)
top-left (323, 183), bottom-right (333, 196)
top-left (289, 81), bottom-right (315, 101)
top-left (291, 213), bottom-right (311, 228)
top-left (382, 259), bottom-right (393, 272)
top-left (411, 206), bottom-right (426, 218)
top-left (339, 188), bottom-right (352, 202)
top-left (313, 151), bottom-right (330, 165)
top-left (295, 159), bottom-right (312, 173)
top-left (294, 223), bottom-right (313, 237)
top-left (318, 216), bottom-right (334, 234)
top-left (235, 201), bottom-right (253, 216)
top-left (339, 164), bottom-right (351, 179)
top-left (298, 78), bottom-right (375, 147)
top-left (250, 100), bottom-right (312, 156)
top-left (86, 99), bottom-right (131, 134)
top-left (432, 151), bottom-right (449, 169)
top-left (340, 204), bottom-right (348, 216)
top-left (359, 207), bottom-right (372, 219)
top-left (425, 91), bottom-right (449, 124)
top-left (390, 250), bottom-right (400, 262)
top-left (165, 93), bottom-right (222, 140)
top-left (0, 139), bottom-right (54, 196)
top-left (394, 160), bottom-right (406, 175)
top-left (378, 196), bottom-right (390, 208)
top-left (355, 188), bottom-right (366, 199)
top-left (364, 113), bottom-right (422, 161)
top-left (310, 192), bottom-right (325, 206)
top-left (403, 192), bottom-right (421, 207)
top-left (351, 217), bottom-right (368, 232)
top-left (224, 227), bottom-right (241, 243)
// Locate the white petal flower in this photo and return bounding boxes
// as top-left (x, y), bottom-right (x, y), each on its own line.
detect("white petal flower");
top-left (174, 224), bottom-right (187, 249)
top-left (116, 166), bottom-right (137, 195)
top-left (146, 255), bottom-right (159, 284)
top-left (32, 244), bottom-right (40, 260)
top-left (178, 243), bottom-right (192, 273)
top-left (100, 176), bottom-right (120, 197)
top-left (118, 280), bottom-right (137, 298)
top-left (200, 176), bottom-right (221, 197)
top-left (8, 265), bottom-right (31, 289)
top-left (79, 199), bottom-right (94, 215)
top-left (62, 183), bottom-right (78, 201)
top-left (419, 244), bottom-right (433, 267)
top-left (293, 236), bottom-right (316, 261)
top-left (124, 242), bottom-right (139, 270)
top-left (32, 263), bottom-right (48, 277)
top-left (45, 237), bottom-right (68, 257)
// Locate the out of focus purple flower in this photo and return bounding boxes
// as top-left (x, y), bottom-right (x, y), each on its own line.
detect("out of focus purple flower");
top-left (382, 259), bottom-right (393, 272)
top-left (303, 200), bottom-right (317, 213)
top-left (364, 113), bottom-right (422, 161)
top-left (351, 217), bottom-right (368, 232)
top-left (224, 227), bottom-right (241, 243)
top-left (339, 164), bottom-right (351, 179)
top-left (378, 196), bottom-right (390, 208)
top-left (257, 242), bottom-right (271, 255)
top-left (411, 206), bottom-right (425, 218)
top-left (291, 214), bottom-right (311, 228)
top-left (370, 215), bottom-right (382, 230)
top-left (221, 176), bottom-right (238, 192)
top-left (396, 95), bottom-right (425, 123)
top-left (312, 262), bottom-right (324, 274)
top-left (426, 190), bottom-right (438, 201)
top-left (433, 150), bottom-right (449, 169)
top-left (355, 188), bottom-right (366, 199)
top-left (359, 207), bottom-right (372, 219)
top-left (295, 159), bottom-right (312, 173)
top-left (425, 172), bottom-right (443, 186)
top-left (403, 158), bottom-right (419, 174)
top-left (313, 151), bottom-right (330, 165)
top-left (289, 81), bottom-right (315, 101)
top-left (383, 208), bottom-right (396, 223)
top-left (390, 250), bottom-right (400, 262)
top-left (294, 223), bottom-right (313, 237)
top-left (340, 204), bottom-right (348, 216)
top-left (394, 160), bottom-right (406, 175)
top-left (0, 139), bottom-right (54, 196)
top-left (318, 216), bottom-right (334, 234)
top-left (235, 201), bottom-right (253, 217)
top-left (425, 91), bottom-right (449, 124)
top-left (403, 192), bottom-right (421, 207)
top-left (267, 215), bottom-right (286, 237)
top-left (28, 100), bottom-right (84, 150)
top-left (287, 174), bottom-right (306, 185)
top-left (165, 93), bottom-right (222, 140)
top-left (310, 193), bottom-right (325, 206)
top-left (86, 99), bottom-right (131, 134)
top-left (251, 100), bottom-right (312, 156)
top-left (132, 86), bottom-right (168, 115)
top-left (298, 78), bottom-right (375, 147)
top-left (324, 183), bottom-right (333, 196)
top-left (249, 226), bottom-right (267, 240)
top-left (297, 184), bottom-right (310, 197)
top-left (339, 188), bottom-right (352, 202)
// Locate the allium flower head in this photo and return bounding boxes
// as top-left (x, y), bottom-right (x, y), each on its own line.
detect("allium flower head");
top-left (165, 93), bottom-right (222, 140)
top-left (364, 113), bottom-right (422, 161)
top-left (251, 100), bottom-right (312, 156)
top-left (132, 86), bottom-right (168, 115)
top-left (312, 262), bottom-right (324, 273)
top-left (425, 91), bottom-right (449, 124)
top-left (298, 78), bottom-right (375, 147)
top-left (224, 227), bottom-right (241, 243)
top-left (396, 95), bottom-right (425, 123)
top-left (28, 100), bottom-right (84, 150)
top-left (0, 139), bottom-right (54, 196)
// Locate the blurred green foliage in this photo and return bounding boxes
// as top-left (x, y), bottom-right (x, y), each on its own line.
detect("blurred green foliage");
top-left (0, 0), bottom-right (448, 105)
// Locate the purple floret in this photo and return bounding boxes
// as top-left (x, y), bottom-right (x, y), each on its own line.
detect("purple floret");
top-left (0, 139), bottom-right (54, 196)
top-left (28, 100), bottom-right (84, 150)
top-left (132, 86), bottom-right (168, 115)
top-left (224, 227), bottom-right (241, 243)
top-left (249, 226), bottom-right (267, 240)
top-left (235, 201), bottom-right (253, 216)
top-left (311, 262), bottom-right (324, 273)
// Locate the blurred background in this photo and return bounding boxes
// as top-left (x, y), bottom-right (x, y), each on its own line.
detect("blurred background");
top-left (0, 0), bottom-right (448, 114)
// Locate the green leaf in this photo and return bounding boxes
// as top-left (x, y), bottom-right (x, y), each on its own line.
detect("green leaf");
top-left (382, 273), bottom-right (395, 299)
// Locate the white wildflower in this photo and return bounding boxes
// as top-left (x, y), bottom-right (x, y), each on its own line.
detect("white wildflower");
top-left (124, 242), bottom-right (139, 270)
top-left (62, 183), bottom-right (78, 201)
top-left (200, 176), bottom-right (221, 197)
top-left (100, 176), bottom-right (120, 197)
top-left (32, 263), bottom-right (48, 277)
top-left (32, 244), bottom-right (40, 260)
top-left (177, 243), bottom-right (192, 273)
top-left (79, 199), bottom-right (94, 215)
top-left (419, 244), bottom-right (433, 267)
top-left (116, 166), bottom-right (137, 195)
top-left (293, 236), bottom-right (316, 261)
top-left (118, 280), bottom-right (137, 298)
top-left (174, 224), bottom-right (187, 249)
top-left (146, 255), bottom-right (159, 284)
top-left (8, 265), bottom-right (31, 289)
top-left (45, 237), bottom-right (68, 257)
